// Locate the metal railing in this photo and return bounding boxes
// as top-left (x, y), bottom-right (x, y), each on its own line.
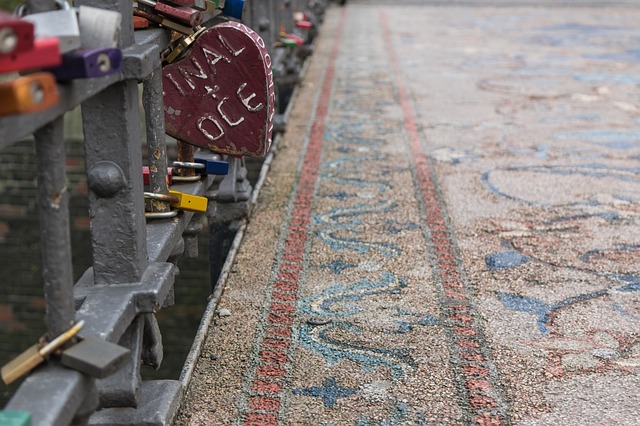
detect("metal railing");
top-left (0, 0), bottom-right (326, 424)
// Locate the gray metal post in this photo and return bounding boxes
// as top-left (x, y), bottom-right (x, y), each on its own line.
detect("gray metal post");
top-left (34, 117), bottom-right (76, 339)
top-left (143, 69), bottom-right (170, 206)
top-left (79, 0), bottom-right (148, 284)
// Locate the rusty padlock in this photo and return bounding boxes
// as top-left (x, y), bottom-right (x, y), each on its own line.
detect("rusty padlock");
top-left (162, 21), bottom-right (275, 157)
top-left (134, 7), bottom-right (194, 35)
top-left (137, 0), bottom-right (204, 27)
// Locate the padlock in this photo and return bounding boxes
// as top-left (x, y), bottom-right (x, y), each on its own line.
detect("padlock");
top-left (59, 336), bottom-right (130, 379)
top-left (296, 20), bottom-right (313, 30)
top-left (165, 0), bottom-right (209, 10)
top-left (222, 0), bottom-right (246, 20)
top-left (168, 190), bottom-right (207, 212)
top-left (134, 8), bottom-right (194, 35)
top-left (144, 191), bottom-right (207, 212)
top-left (21, 8), bottom-right (80, 54)
top-left (137, 0), bottom-right (204, 27)
top-left (278, 37), bottom-right (299, 48)
top-left (46, 47), bottom-right (122, 81)
top-left (163, 22), bottom-right (275, 157)
top-left (0, 12), bottom-right (34, 56)
top-left (143, 166), bottom-right (173, 186)
top-left (134, 16), bottom-right (150, 29)
top-left (1, 320), bottom-right (84, 385)
top-left (77, 6), bottom-right (122, 50)
top-left (0, 37), bottom-right (61, 74)
top-left (161, 26), bottom-right (205, 64)
top-left (281, 32), bottom-right (304, 46)
top-left (0, 72), bottom-right (59, 117)
top-left (173, 158), bottom-right (229, 175)
top-left (0, 411), bottom-right (31, 426)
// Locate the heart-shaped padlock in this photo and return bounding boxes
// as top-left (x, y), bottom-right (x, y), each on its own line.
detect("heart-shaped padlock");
top-left (163, 22), bottom-right (274, 157)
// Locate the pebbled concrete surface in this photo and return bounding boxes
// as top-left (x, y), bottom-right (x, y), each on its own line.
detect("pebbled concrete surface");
top-left (176, 2), bottom-right (640, 425)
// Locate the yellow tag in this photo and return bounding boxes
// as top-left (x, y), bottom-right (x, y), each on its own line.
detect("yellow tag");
top-left (168, 190), bottom-right (207, 213)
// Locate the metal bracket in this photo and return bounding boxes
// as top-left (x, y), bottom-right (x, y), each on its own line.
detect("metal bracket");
top-left (75, 262), bottom-right (177, 342)
top-left (89, 380), bottom-right (182, 426)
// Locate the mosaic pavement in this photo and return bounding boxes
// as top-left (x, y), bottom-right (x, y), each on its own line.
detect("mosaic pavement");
top-left (176, 4), bottom-right (640, 425)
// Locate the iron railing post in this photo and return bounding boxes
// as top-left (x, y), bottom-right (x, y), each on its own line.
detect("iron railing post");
top-left (33, 117), bottom-right (76, 339)
top-left (78, 0), bottom-right (148, 285)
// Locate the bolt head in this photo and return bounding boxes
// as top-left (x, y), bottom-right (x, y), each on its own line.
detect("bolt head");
top-left (87, 162), bottom-right (127, 198)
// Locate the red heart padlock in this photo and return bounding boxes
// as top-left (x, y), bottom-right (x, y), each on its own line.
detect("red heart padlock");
top-left (163, 22), bottom-right (274, 157)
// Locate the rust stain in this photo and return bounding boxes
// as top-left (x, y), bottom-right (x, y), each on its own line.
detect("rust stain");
top-left (50, 185), bottom-right (67, 210)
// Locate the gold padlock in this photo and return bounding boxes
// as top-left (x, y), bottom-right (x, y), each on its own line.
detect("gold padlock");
top-left (1, 320), bottom-right (84, 385)
top-left (168, 190), bottom-right (207, 212)
top-left (162, 26), bottom-right (206, 64)
top-left (0, 72), bottom-right (59, 117)
top-left (144, 191), bottom-right (207, 213)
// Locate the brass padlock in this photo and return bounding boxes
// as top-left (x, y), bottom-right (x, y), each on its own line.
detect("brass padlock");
top-left (143, 190), bottom-right (208, 213)
top-left (1, 320), bottom-right (84, 385)
top-left (161, 26), bottom-right (205, 64)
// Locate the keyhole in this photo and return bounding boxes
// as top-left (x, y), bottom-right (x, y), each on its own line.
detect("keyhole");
top-left (30, 82), bottom-right (44, 105)
top-left (0, 28), bottom-right (17, 54)
top-left (97, 53), bottom-right (111, 72)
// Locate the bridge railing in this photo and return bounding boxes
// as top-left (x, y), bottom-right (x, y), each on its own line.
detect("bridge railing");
top-left (0, 0), bottom-right (326, 424)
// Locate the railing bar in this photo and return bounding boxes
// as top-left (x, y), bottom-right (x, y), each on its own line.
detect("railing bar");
top-left (34, 117), bottom-right (76, 338)
top-left (143, 69), bottom-right (171, 212)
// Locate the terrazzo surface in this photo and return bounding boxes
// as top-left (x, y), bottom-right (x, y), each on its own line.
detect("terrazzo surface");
top-left (175, 3), bottom-right (640, 425)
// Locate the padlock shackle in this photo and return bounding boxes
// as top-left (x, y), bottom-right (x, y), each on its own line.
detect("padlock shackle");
top-left (173, 161), bottom-right (205, 170)
top-left (144, 191), bottom-right (180, 204)
top-left (145, 210), bottom-right (179, 219)
top-left (39, 320), bottom-right (85, 357)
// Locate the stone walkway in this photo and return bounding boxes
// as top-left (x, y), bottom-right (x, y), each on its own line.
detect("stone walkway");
top-left (176, 3), bottom-right (640, 425)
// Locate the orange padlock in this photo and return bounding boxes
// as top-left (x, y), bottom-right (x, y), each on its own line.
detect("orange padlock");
top-left (0, 72), bottom-right (59, 116)
top-left (133, 16), bottom-right (149, 30)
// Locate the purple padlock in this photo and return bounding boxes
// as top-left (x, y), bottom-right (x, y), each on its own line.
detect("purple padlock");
top-left (47, 47), bottom-right (122, 81)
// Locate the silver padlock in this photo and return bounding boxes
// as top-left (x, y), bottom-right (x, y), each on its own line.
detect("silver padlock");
top-left (21, 2), bottom-right (81, 54)
top-left (77, 6), bottom-right (122, 50)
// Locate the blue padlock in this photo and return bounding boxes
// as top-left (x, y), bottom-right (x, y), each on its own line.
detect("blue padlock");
top-left (222, 0), bottom-right (246, 20)
top-left (47, 47), bottom-right (122, 81)
top-left (172, 159), bottom-right (229, 176)
top-left (194, 158), bottom-right (229, 175)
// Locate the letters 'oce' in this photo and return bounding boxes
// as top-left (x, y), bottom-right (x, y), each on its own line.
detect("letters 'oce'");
top-left (163, 22), bottom-right (275, 157)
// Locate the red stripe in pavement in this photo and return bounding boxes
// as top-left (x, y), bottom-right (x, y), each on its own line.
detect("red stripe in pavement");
top-left (242, 8), bottom-right (348, 425)
top-left (380, 11), bottom-right (510, 425)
